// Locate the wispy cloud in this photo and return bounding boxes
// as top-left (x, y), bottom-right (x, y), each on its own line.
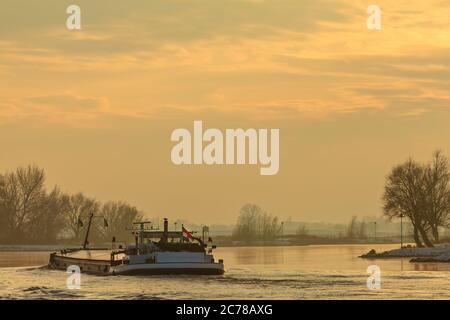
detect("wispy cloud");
top-left (1, 0), bottom-right (450, 123)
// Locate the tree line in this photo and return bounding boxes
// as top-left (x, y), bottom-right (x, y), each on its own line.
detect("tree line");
top-left (232, 203), bottom-right (282, 241)
top-left (383, 151), bottom-right (450, 247)
top-left (346, 216), bottom-right (368, 239)
top-left (0, 165), bottom-right (142, 244)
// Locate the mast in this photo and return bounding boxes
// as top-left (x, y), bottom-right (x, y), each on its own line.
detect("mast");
top-left (82, 212), bottom-right (94, 249)
top-left (162, 218), bottom-right (168, 243)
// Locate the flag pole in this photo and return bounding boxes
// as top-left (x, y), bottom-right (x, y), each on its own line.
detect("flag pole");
top-left (82, 212), bottom-right (94, 249)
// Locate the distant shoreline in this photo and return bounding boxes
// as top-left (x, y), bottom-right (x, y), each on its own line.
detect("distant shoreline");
top-left (0, 241), bottom-right (403, 252)
top-left (0, 244), bottom-right (81, 252)
top-left (219, 241), bottom-right (401, 247)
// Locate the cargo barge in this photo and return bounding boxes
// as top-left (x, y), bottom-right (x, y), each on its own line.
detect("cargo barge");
top-left (49, 215), bottom-right (224, 275)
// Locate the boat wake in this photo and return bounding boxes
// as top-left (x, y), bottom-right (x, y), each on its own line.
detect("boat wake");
top-left (15, 265), bottom-right (49, 272)
top-left (22, 286), bottom-right (82, 299)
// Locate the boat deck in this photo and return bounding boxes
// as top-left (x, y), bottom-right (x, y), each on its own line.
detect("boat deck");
top-left (57, 249), bottom-right (125, 262)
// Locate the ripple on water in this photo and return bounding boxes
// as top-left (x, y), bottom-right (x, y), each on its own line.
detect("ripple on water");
top-left (22, 286), bottom-right (83, 299)
top-left (1, 245), bottom-right (450, 299)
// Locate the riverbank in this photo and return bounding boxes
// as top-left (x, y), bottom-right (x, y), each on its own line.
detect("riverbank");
top-left (0, 240), bottom-right (402, 251)
top-left (0, 244), bottom-right (81, 252)
top-left (360, 243), bottom-right (450, 262)
top-left (214, 235), bottom-right (403, 247)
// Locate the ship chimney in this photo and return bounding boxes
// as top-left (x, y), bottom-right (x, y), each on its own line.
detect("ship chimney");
top-left (163, 218), bottom-right (169, 243)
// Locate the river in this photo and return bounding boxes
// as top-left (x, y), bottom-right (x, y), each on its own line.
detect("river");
top-left (0, 244), bottom-right (449, 299)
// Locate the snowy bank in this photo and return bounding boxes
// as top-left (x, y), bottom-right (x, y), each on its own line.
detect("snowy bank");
top-left (360, 243), bottom-right (450, 260)
top-left (410, 250), bottom-right (450, 262)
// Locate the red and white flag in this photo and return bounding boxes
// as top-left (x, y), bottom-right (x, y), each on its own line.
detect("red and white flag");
top-left (182, 226), bottom-right (193, 240)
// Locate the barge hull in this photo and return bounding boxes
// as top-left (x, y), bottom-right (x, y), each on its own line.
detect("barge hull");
top-left (49, 252), bottom-right (224, 275)
top-left (112, 263), bottom-right (224, 275)
top-left (49, 253), bottom-right (113, 275)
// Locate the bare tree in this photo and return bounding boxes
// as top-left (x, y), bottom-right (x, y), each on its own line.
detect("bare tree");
top-left (99, 201), bottom-right (143, 242)
top-left (296, 224), bottom-right (308, 236)
top-left (383, 159), bottom-right (432, 246)
top-left (423, 151), bottom-right (450, 243)
top-left (28, 187), bottom-right (67, 243)
top-left (62, 193), bottom-right (100, 241)
top-left (0, 166), bottom-right (46, 242)
top-left (347, 216), bottom-right (358, 239)
top-left (233, 204), bottom-right (282, 241)
top-left (358, 221), bottom-right (367, 239)
top-left (0, 174), bottom-right (8, 240)
top-left (233, 203), bottom-right (261, 241)
top-left (383, 152), bottom-right (450, 247)
top-left (0, 165), bottom-right (147, 245)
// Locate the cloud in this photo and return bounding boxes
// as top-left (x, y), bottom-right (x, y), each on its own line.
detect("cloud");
top-left (0, 102), bottom-right (21, 123)
top-left (0, 93), bottom-right (111, 127)
top-left (1, 0), bottom-right (450, 123)
top-left (26, 93), bottom-right (108, 112)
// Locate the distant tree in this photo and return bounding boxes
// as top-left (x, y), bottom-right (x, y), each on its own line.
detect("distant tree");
top-left (98, 201), bottom-right (142, 242)
top-left (423, 151), bottom-right (450, 243)
top-left (233, 204), bottom-right (281, 241)
top-left (383, 151), bottom-right (450, 247)
top-left (0, 165), bottom-right (146, 245)
top-left (62, 193), bottom-right (100, 241)
top-left (296, 224), bottom-right (309, 236)
top-left (347, 216), bottom-right (358, 239)
top-left (0, 174), bottom-right (8, 240)
top-left (383, 159), bottom-right (432, 247)
top-left (0, 166), bottom-right (46, 242)
top-left (28, 187), bottom-right (67, 243)
top-left (358, 221), bottom-right (367, 239)
top-left (233, 204), bottom-right (261, 241)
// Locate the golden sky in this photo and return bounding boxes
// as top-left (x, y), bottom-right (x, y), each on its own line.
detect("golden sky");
top-left (1, 0), bottom-right (449, 223)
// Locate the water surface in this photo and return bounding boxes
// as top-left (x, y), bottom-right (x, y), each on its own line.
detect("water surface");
top-left (0, 244), bottom-right (449, 299)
